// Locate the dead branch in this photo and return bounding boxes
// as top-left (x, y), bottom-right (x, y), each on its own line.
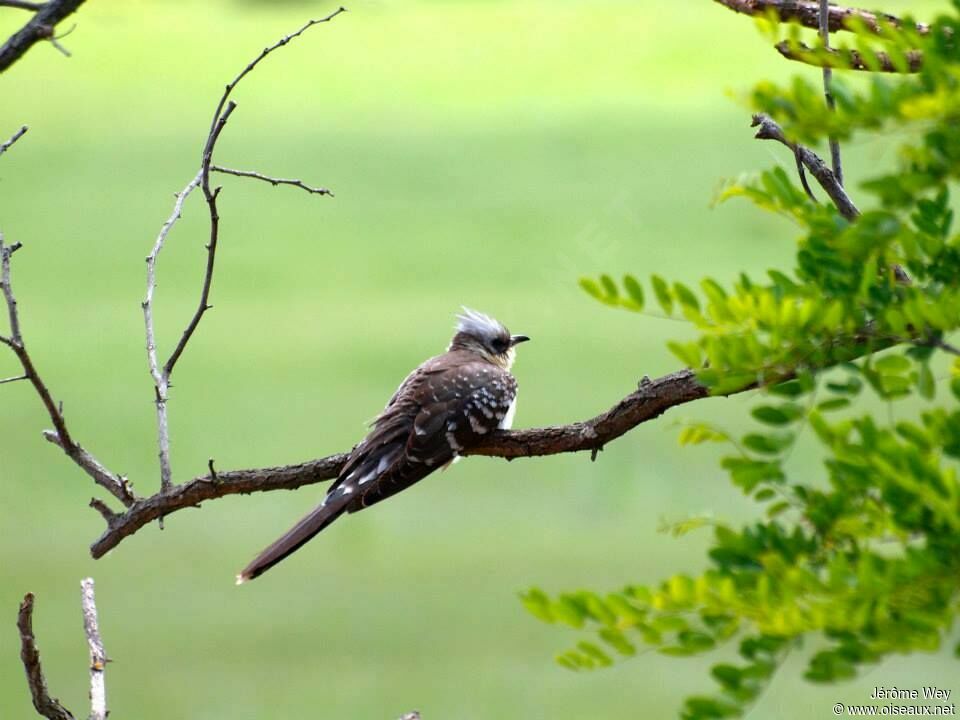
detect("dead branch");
top-left (17, 593), bottom-right (75, 720)
top-left (142, 8), bottom-right (343, 492)
top-left (80, 579), bottom-right (107, 720)
top-left (775, 40), bottom-right (923, 73)
top-left (0, 124), bottom-right (28, 156)
top-left (0, 0), bottom-right (88, 73)
top-left (712, 0), bottom-right (931, 35)
top-left (212, 165), bottom-right (334, 196)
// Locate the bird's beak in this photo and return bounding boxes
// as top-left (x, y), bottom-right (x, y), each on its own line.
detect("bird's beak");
top-left (510, 334), bottom-right (531, 346)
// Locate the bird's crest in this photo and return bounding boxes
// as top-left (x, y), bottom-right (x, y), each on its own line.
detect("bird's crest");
top-left (455, 307), bottom-right (507, 340)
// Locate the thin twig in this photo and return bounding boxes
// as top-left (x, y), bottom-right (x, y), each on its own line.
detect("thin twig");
top-left (820, 0), bottom-right (843, 186)
top-left (0, 124), bottom-right (28, 156)
top-left (17, 593), bottom-right (76, 720)
top-left (0, 0), bottom-right (87, 73)
top-left (143, 171), bottom-right (202, 491)
top-left (212, 165), bottom-right (334, 196)
top-left (0, 372), bottom-right (28, 384)
top-left (80, 579), bottom-right (107, 720)
top-left (775, 40), bottom-right (923, 73)
top-left (143, 9), bottom-right (345, 496)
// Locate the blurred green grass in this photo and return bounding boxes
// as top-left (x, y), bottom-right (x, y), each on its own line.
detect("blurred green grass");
top-left (1, 1), bottom-right (957, 718)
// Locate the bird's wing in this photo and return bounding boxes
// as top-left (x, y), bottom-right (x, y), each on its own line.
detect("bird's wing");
top-left (346, 358), bottom-right (517, 511)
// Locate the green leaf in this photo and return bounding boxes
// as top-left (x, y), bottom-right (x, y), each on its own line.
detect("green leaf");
top-left (668, 341), bottom-right (703, 369)
top-left (679, 425), bottom-right (726, 446)
top-left (673, 282), bottom-right (701, 314)
top-left (768, 379), bottom-right (807, 398)
top-left (916, 362), bottom-right (935, 400)
top-left (751, 404), bottom-right (803, 426)
top-left (576, 641), bottom-right (613, 667)
top-left (622, 274), bottom-right (645, 310)
top-left (599, 627), bottom-right (636, 657)
top-left (579, 277), bottom-right (606, 303)
top-left (651, 274), bottom-right (673, 315)
top-left (600, 274), bottom-right (619, 299)
top-left (520, 588), bottom-right (554, 623)
top-left (817, 398), bottom-right (851, 412)
top-left (743, 432), bottom-right (794, 455)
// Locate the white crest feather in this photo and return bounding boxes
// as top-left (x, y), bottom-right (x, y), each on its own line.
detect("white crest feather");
top-left (455, 307), bottom-right (507, 339)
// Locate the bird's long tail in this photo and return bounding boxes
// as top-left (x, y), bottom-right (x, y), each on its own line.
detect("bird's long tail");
top-left (236, 492), bottom-right (351, 584)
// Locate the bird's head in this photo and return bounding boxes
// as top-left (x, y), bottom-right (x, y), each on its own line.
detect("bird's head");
top-left (449, 307), bottom-right (530, 369)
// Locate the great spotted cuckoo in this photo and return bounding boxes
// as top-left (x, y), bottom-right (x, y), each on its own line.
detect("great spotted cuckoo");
top-left (237, 309), bottom-right (530, 583)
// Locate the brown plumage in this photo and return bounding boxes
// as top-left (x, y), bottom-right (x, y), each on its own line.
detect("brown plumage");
top-left (237, 309), bottom-right (529, 583)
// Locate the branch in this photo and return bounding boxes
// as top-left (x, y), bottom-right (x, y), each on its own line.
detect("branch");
top-left (143, 8), bottom-right (344, 492)
top-left (751, 113), bottom-right (912, 283)
top-left (0, 124), bottom-right (28, 156)
top-left (212, 165), bottom-right (334, 196)
top-left (0, 0), bottom-right (87, 73)
top-left (775, 40), bottom-right (923, 73)
top-left (17, 593), bottom-right (75, 720)
top-left (712, 0), bottom-right (931, 35)
top-left (751, 113), bottom-right (858, 220)
top-left (143, 171), bottom-right (203, 490)
top-left (90, 371), bottom-right (709, 558)
top-left (0, 234), bottom-right (135, 506)
top-left (80, 579), bottom-right (107, 720)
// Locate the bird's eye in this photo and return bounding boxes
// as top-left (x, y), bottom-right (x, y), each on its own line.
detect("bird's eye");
top-left (491, 338), bottom-right (508, 353)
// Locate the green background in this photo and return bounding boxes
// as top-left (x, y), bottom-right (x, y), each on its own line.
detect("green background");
top-left (1, 1), bottom-right (955, 718)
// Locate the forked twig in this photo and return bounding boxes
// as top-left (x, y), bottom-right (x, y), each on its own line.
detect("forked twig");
top-left (142, 8), bottom-right (343, 492)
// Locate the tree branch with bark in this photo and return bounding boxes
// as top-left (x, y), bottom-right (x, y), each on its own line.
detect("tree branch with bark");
top-left (0, 0), bottom-right (88, 72)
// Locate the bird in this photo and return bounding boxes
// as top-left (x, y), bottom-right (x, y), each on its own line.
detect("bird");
top-left (236, 308), bottom-right (530, 583)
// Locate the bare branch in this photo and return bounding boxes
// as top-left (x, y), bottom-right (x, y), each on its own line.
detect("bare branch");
top-left (751, 113), bottom-right (858, 220)
top-left (17, 593), bottom-right (76, 720)
top-left (212, 165), bottom-right (334, 196)
top-left (0, 372), bottom-right (28, 384)
top-left (0, 124), bottom-right (28, 156)
top-left (0, 0), bottom-right (87, 73)
top-left (142, 9), bottom-right (345, 494)
top-left (143, 171), bottom-right (202, 490)
top-left (80, 579), bottom-right (107, 720)
top-left (1, 234), bottom-right (135, 506)
top-left (91, 453), bottom-right (350, 557)
top-left (712, 0), bottom-right (931, 36)
top-left (775, 40), bottom-right (923, 73)
top-left (204, 8), bottom-right (347, 148)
